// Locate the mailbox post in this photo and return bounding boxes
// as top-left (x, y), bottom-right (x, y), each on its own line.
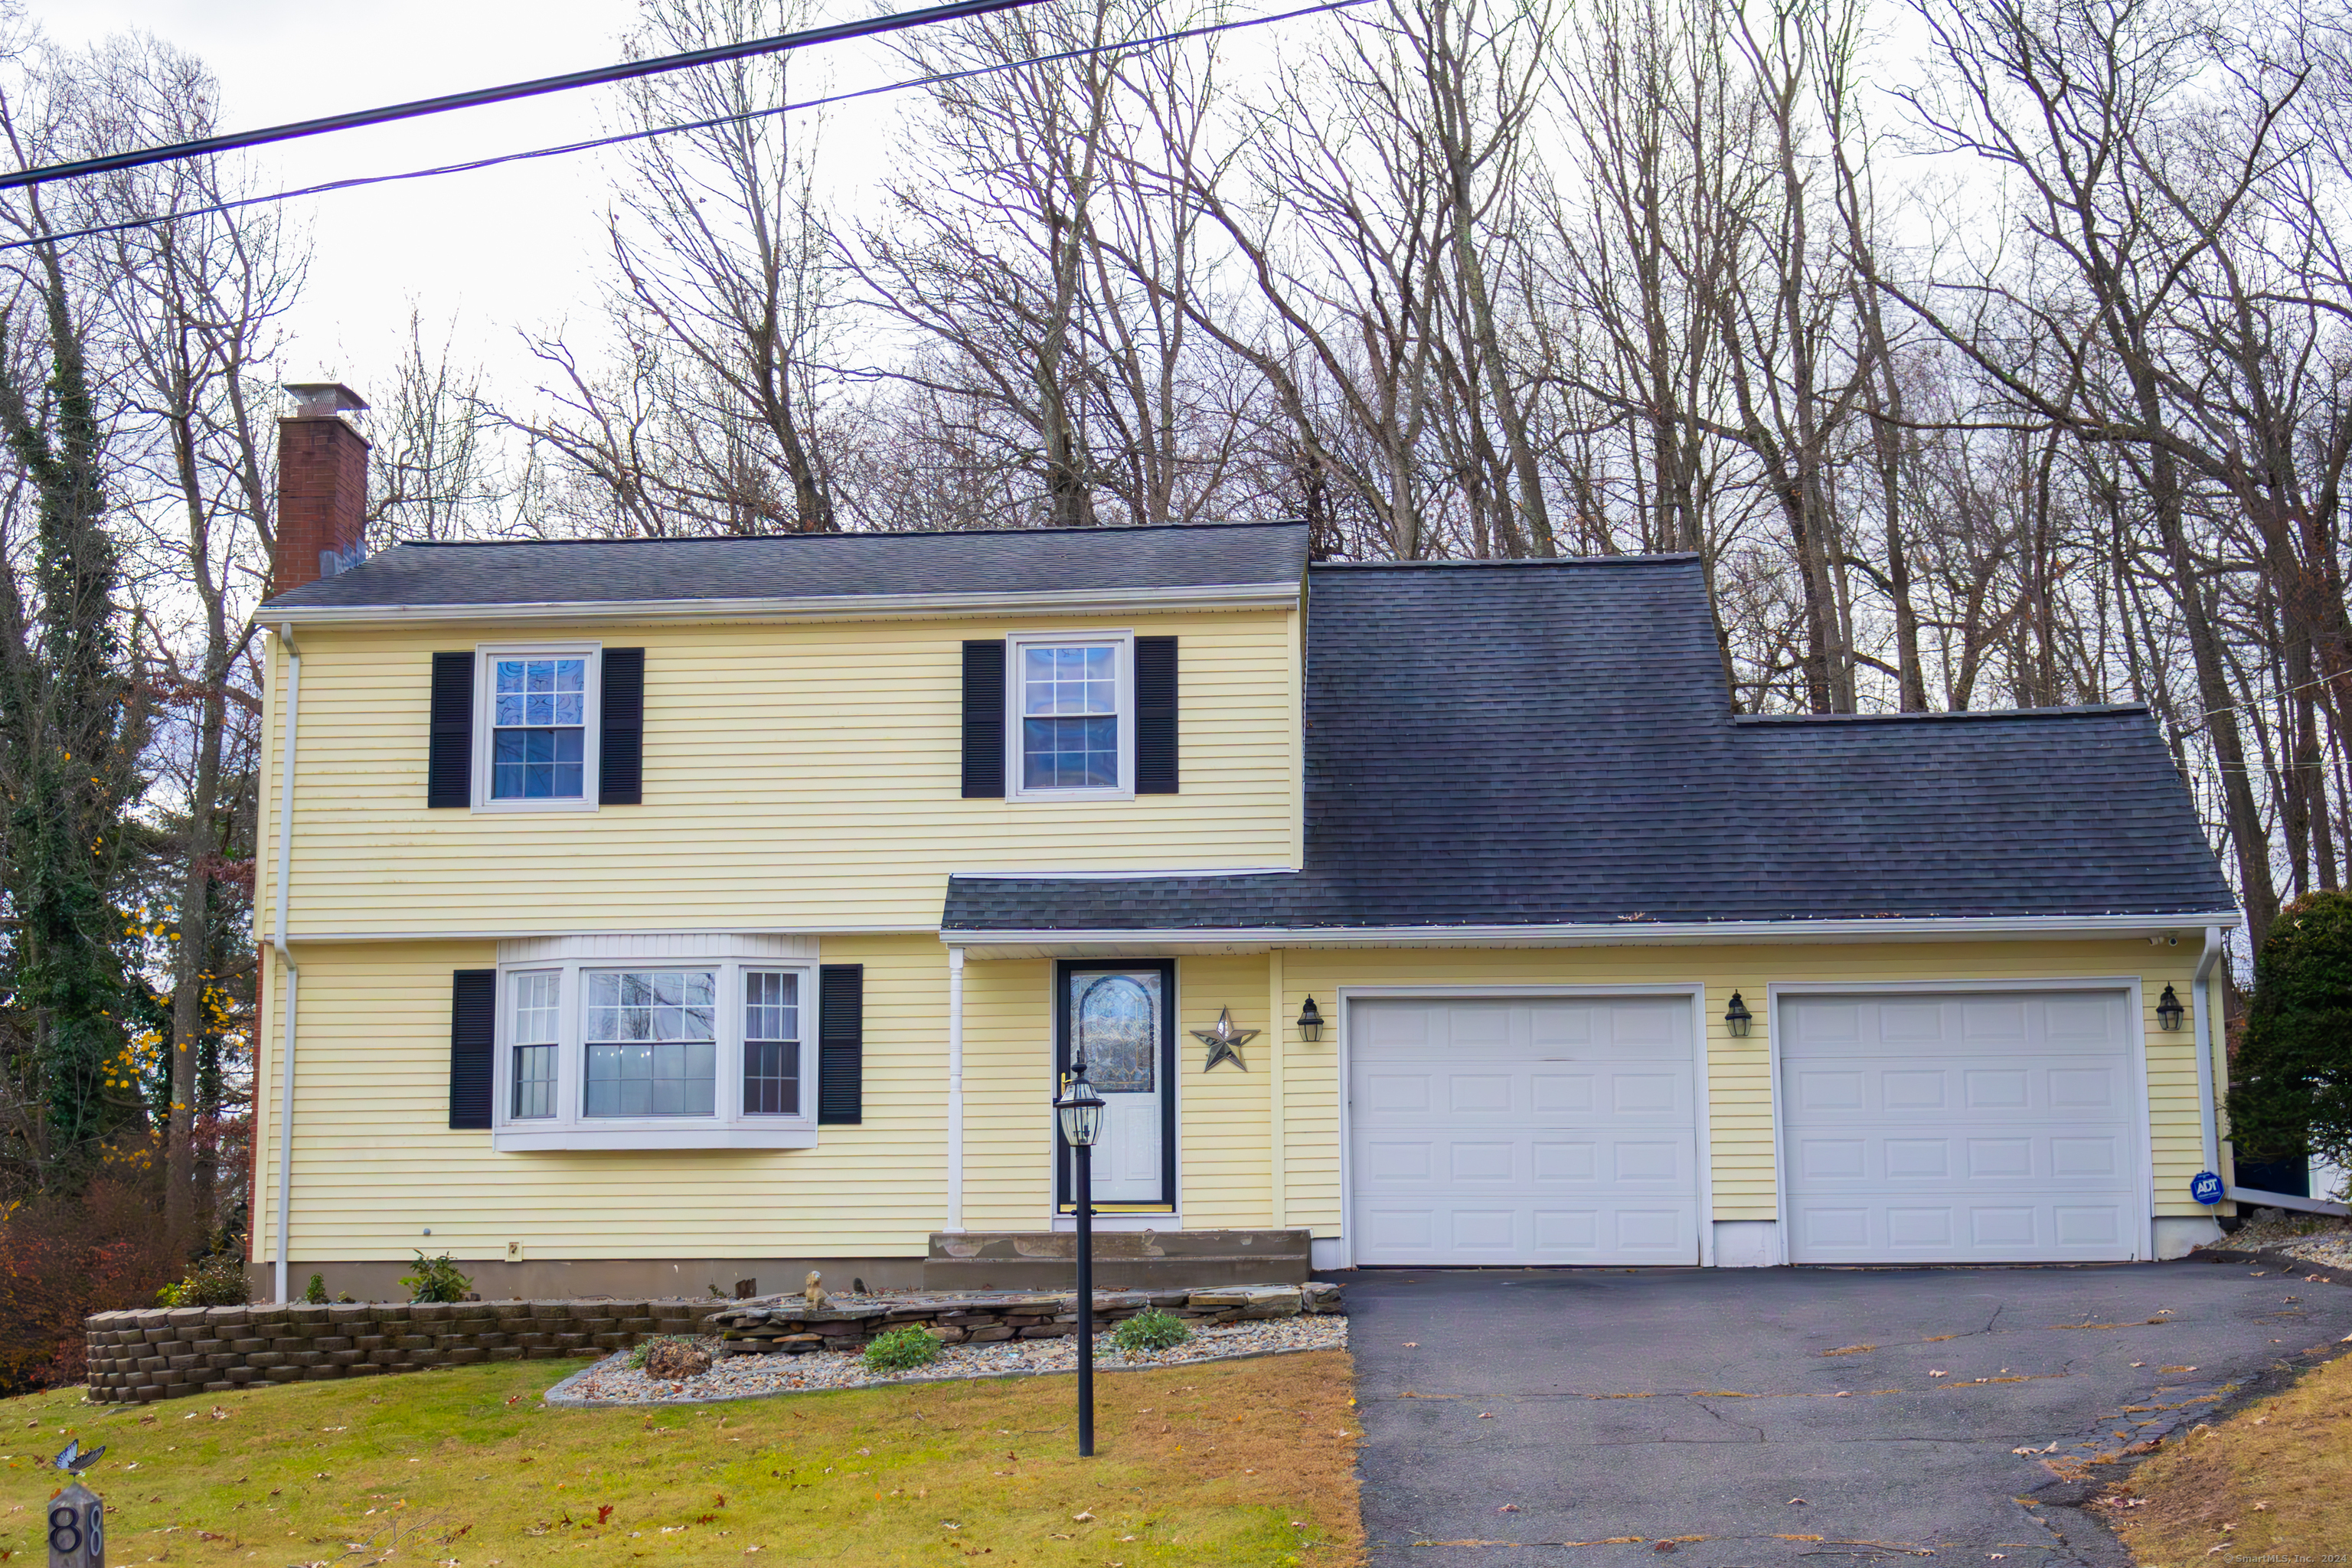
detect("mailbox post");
top-left (48, 1479), bottom-right (103, 1568)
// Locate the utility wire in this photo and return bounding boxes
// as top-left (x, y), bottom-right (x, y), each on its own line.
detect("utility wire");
top-left (0, 0), bottom-right (1060, 191)
top-left (0, 0), bottom-right (1371, 255)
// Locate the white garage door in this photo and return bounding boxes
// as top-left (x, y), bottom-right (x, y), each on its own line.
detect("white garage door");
top-left (1348, 997), bottom-right (1699, 1266)
top-left (1780, 991), bottom-right (2141, 1263)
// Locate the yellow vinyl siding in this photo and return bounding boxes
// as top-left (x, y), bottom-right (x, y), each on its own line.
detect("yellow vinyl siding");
top-left (253, 608), bottom-right (1299, 939)
top-left (255, 936), bottom-right (951, 1263)
top-left (960, 958), bottom-right (1055, 1233)
top-left (1175, 957), bottom-right (1275, 1230)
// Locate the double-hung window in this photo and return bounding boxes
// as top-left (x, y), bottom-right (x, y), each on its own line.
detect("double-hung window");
top-left (474, 644), bottom-right (600, 811)
top-left (490, 944), bottom-right (816, 1149)
top-left (1008, 632), bottom-right (1133, 799)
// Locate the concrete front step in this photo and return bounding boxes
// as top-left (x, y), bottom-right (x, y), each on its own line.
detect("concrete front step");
top-left (923, 1228), bottom-right (1311, 1290)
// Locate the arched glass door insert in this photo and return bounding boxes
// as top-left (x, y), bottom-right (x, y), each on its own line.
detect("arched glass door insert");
top-left (1057, 960), bottom-right (1175, 1210)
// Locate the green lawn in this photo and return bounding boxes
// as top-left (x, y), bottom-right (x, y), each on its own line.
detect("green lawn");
top-left (1, 1351), bottom-right (1362, 1566)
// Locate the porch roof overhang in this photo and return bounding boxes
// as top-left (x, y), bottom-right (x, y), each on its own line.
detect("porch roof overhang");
top-left (936, 910), bottom-right (2242, 959)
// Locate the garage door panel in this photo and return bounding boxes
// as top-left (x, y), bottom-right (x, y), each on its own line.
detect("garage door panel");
top-left (1781, 991), bottom-right (2139, 1264)
top-left (1351, 997), bottom-right (1697, 1266)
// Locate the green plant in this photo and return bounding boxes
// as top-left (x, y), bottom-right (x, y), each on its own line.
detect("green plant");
top-left (2227, 890), bottom-right (2352, 1200)
top-left (860, 1325), bottom-right (942, 1374)
top-left (155, 1252), bottom-right (250, 1309)
top-left (400, 1252), bottom-right (473, 1304)
top-left (304, 1272), bottom-right (328, 1305)
top-left (1112, 1307), bottom-right (1194, 1354)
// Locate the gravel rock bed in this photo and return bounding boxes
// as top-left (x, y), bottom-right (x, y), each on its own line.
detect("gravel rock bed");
top-left (2278, 1229), bottom-right (2352, 1271)
top-left (2203, 1208), bottom-right (2350, 1264)
top-left (545, 1315), bottom-right (1348, 1406)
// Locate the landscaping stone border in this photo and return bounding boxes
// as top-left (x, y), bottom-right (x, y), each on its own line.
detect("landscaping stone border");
top-left (80, 1282), bottom-right (1345, 1405)
top-left (80, 1298), bottom-right (714, 1404)
top-left (703, 1281), bottom-right (1343, 1357)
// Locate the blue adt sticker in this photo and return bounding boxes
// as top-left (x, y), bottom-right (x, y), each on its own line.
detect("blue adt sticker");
top-left (2190, 1171), bottom-right (2225, 1206)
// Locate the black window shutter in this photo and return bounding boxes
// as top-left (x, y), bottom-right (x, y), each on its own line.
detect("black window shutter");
top-left (449, 969), bottom-right (495, 1130)
top-left (599, 648), bottom-right (645, 805)
top-left (427, 652), bottom-right (474, 808)
top-left (818, 964), bottom-right (864, 1125)
top-left (960, 640), bottom-right (1006, 798)
top-left (1135, 635), bottom-right (1178, 794)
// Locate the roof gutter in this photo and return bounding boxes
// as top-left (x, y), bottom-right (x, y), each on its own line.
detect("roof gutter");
top-left (270, 621), bottom-right (302, 1305)
top-left (940, 910), bottom-right (2243, 952)
top-left (2194, 923), bottom-right (2226, 1191)
top-left (257, 580), bottom-right (1304, 629)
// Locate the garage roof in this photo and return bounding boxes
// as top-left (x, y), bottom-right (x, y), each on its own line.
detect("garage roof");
top-left (943, 556), bottom-right (2236, 933)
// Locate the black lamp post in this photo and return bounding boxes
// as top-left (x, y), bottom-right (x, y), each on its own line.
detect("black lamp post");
top-left (1054, 1059), bottom-right (1106, 1457)
top-left (2156, 984), bottom-right (2184, 1031)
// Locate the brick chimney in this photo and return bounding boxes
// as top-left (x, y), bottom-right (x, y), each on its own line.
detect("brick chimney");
top-left (273, 382), bottom-right (371, 597)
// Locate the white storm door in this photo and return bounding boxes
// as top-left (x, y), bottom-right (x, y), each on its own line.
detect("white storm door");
top-left (1779, 990), bottom-right (2139, 1264)
top-left (1348, 997), bottom-right (1699, 1266)
top-left (1063, 965), bottom-right (1170, 1207)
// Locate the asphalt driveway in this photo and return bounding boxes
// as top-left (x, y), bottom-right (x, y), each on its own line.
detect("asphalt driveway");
top-left (1334, 1260), bottom-right (2352, 1567)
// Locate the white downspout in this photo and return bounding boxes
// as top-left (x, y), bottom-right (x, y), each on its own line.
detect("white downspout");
top-left (2193, 924), bottom-right (2225, 1190)
top-left (946, 946), bottom-right (965, 1233)
top-left (271, 622), bottom-right (302, 1304)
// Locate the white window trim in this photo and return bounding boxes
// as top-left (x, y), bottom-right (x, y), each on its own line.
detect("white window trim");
top-left (491, 952), bottom-right (818, 1151)
top-left (472, 642), bottom-right (603, 813)
top-left (1004, 629), bottom-right (1135, 802)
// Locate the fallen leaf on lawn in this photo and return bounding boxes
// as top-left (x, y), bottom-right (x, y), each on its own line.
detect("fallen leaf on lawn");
top-left (1072, 1511), bottom-right (1095, 1522)
top-left (1498, 1504), bottom-right (1521, 1513)
top-left (2253, 1501), bottom-right (2269, 1511)
top-left (2131, 1362), bottom-right (2145, 1367)
top-left (1478, 1413), bottom-right (1494, 1419)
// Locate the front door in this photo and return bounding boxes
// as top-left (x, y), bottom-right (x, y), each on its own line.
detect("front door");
top-left (1057, 960), bottom-right (1176, 1213)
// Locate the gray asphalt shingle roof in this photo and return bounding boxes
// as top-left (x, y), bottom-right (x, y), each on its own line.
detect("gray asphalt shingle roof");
top-left (944, 555), bottom-right (2236, 931)
top-left (260, 521), bottom-right (1311, 612)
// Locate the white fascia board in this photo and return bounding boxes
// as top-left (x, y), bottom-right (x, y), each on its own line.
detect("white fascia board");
top-left (940, 911), bottom-right (2243, 953)
top-left (261, 580), bottom-right (1302, 628)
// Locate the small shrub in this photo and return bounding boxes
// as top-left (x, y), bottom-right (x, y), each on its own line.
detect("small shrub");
top-left (861, 1325), bottom-right (942, 1374)
top-left (157, 1253), bottom-right (250, 1309)
top-left (400, 1252), bottom-right (473, 1304)
top-left (303, 1272), bottom-right (328, 1305)
top-left (1112, 1307), bottom-right (1194, 1354)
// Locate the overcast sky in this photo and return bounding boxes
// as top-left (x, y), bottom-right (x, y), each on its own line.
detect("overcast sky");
top-left (41, 0), bottom-right (915, 404)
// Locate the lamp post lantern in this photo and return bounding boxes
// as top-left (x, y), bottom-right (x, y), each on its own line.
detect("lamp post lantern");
top-left (1054, 1060), bottom-right (1106, 1457)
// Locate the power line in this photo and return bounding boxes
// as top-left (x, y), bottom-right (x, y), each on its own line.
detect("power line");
top-left (0, 0), bottom-right (1060, 192)
top-left (0, 0), bottom-right (1371, 255)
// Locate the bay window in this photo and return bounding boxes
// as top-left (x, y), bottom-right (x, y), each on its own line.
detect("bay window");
top-left (490, 942), bottom-right (818, 1150)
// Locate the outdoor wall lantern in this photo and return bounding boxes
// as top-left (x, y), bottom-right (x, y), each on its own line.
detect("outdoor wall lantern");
top-left (2156, 984), bottom-right (2184, 1031)
top-left (1724, 991), bottom-right (1753, 1038)
top-left (1295, 996), bottom-right (1324, 1043)
top-left (1054, 1061), bottom-right (1106, 1459)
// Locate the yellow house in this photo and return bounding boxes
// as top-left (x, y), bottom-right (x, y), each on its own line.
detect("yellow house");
top-left (250, 407), bottom-right (2241, 1301)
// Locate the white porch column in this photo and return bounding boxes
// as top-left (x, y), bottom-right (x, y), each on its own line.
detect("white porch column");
top-left (946, 945), bottom-right (966, 1233)
top-left (1269, 947), bottom-right (1285, 1228)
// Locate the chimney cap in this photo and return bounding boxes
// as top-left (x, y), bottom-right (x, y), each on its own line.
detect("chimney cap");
top-left (283, 382), bottom-right (370, 419)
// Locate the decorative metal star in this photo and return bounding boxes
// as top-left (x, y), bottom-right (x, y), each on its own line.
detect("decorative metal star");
top-left (1190, 1007), bottom-right (1259, 1072)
